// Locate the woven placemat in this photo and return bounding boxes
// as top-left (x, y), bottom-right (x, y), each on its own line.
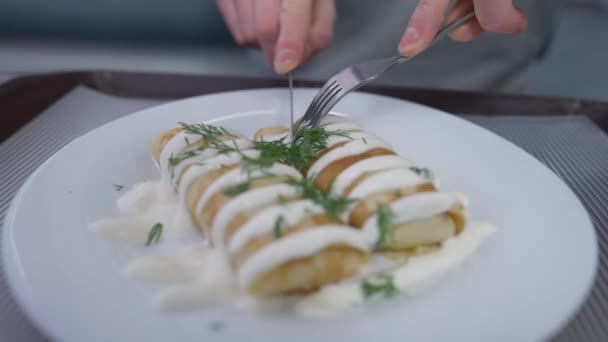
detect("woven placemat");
top-left (467, 115), bottom-right (608, 342)
top-left (1, 88), bottom-right (606, 341)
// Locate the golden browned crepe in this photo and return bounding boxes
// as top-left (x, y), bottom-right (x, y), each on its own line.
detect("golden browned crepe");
top-left (152, 124), bottom-right (369, 297)
top-left (151, 117), bottom-right (468, 297)
top-left (254, 116), bottom-right (466, 253)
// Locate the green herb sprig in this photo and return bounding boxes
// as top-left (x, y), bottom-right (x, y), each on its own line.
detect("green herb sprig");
top-left (113, 184), bottom-right (124, 191)
top-left (287, 176), bottom-right (356, 219)
top-left (375, 204), bottom-right (395, 249)
top-left (409, 166), bottom-right (432, 179)
top-left (169, 123), bottom-right (350, 177)
top-left (273, 215), bottom-right (286, 239)
top-left (224, 182), bottom-right (250, 197)
top-left (167, 123), bottom-right (240, 176)
top-left (145, 223), bottom-right (163, 246)
top-left (361, 274), bottom-right (398, 299)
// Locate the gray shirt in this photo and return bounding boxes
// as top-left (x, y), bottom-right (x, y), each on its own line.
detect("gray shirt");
top-left (256, 0), bottom-right (560, 92)
top-left (0, 0), bottom-right (560, 92)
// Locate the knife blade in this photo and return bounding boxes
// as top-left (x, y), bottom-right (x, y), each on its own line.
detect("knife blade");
top-left (288, 72), bottom-right (294, 141)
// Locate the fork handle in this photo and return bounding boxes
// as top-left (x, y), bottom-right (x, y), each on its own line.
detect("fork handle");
top-left (433, 11), bottom-right (476, 46)
top-left (396, 10), bottom-right (476, 64)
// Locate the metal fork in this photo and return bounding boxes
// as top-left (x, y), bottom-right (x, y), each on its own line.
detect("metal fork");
top-left (298, 10), bottom-right (475, 129)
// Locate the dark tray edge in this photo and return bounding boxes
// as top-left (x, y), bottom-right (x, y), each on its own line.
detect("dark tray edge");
top-left (2, 70), bottom-right (607, 142)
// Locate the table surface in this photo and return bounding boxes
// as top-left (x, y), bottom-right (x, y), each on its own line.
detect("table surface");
top-left (1, 73), bottom-right (607, 341)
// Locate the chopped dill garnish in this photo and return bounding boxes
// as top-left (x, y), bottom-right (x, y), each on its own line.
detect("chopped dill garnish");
top-left (287, 176), bottom-right (357, 219)
top-left (243, 127), bottom-right (351, 171)
top-left (169, 149), bottom-right (198, 167)
top-left (224, 173), bottom-right (278, 197)
top-left (113, 184), bottom-right (124, 191)
top-left (362, 137), bottom-right (368, 144)
top-left (375, 204), bottom-right (395, 249)
top-left (241, 139), bottom-right (289, 171)
top-left (273, 215), bottom-right (286, 239)
top-left (277, 194), bottom-right (288, 204)
top-left (224, 182), bottom-right (250, 197)
top-left (145, 223), bottom-right (163, 246)
top-left (167, 149), bottom-right (201, 178)
top-left (172, 124), bottom-right (351, 176)
top-left (179, 122), bottom-right (236, 140)
top-left (303, 206), bottom-right (314, 216)
top-left (167, 123), bottom-right (240, 176)
top-left (361, 274), bottom-right (398, 299)
top-left (409, 166), bottom-right (432, 179)
top-left (168, 123), bottom-right (355, 193)
top-left (289, 127), bottom-right (350, 169)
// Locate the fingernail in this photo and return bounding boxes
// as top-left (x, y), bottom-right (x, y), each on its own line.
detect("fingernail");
top-left (398, 27), bottom-right (419, 53)
top-left (274, 49), bottom-right (297, 74)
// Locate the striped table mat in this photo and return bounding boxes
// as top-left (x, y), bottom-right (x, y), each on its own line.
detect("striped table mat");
top-left (1, 87), bottom-right (606, 341)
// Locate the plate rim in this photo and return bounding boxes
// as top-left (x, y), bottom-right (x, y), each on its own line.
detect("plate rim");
top-left (1, 88), bottom-right (599, 341)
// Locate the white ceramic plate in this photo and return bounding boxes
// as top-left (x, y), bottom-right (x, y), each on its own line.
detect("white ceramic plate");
top-left (3, 89), bottom-right (597, 342)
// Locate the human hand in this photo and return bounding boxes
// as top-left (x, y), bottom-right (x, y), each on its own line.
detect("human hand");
top-left (398, 0), bottom-right (528, 56)
top-left (217, 0), bottom-right (335, 74)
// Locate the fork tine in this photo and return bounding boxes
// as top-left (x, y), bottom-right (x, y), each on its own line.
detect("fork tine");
top-left (309, 82), bottom-right (340, 120)
top-left (315, 94), bottom-right (342, 122)
top-left (297, 81), bottom-right (335, 131)
top-left (309, 85), bottom-right (343, 127)
top-left (304, 79), bottom-right (336, 119)
top-left (298, 11), bottom-right (475, 130)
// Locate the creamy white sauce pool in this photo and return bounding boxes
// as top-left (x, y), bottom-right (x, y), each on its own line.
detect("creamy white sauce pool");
top-left (88, 181), bottom-right (198, 243)
top-left (125, 242), bottom-right (239, 311)
top-left (295, 221), bottom-right (497, 317)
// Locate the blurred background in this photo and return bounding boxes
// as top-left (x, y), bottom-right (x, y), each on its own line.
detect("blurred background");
top-left (0, 0), bottom-right (607, 101)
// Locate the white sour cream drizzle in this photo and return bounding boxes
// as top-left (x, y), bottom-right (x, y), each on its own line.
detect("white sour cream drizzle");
top-left (158, 131), bottom-right (202, 177)
top-left (175, 150), bottom-right (261, 231)
top-left (307, 138), bottom-right (393, 180)
top-left (158, 128), bottom-right (245, 181)
top-left (194, 163), bottom-right (302, 219)
top-left (321, 121), bottom-right (362, 132)
top-left (238, 226), bottom-right (369, 289)
top-left (330, 155), bottom-right (413, 196)
top-left (295, 221), bottom-right (497, 317)
top-left (170, 138), bottom-right (254, 187)
top-left (177, 150), bottom-right (261, 200)
top-left (349, 168), bottom-right (428, 199)
top-left (324, 131), bottom-right (379, 148)
top-left (361, 192), bottom-right (467, 243)
top-left (211, 183), bottom-right (300, 250)
top-left (227, 200), bottom-right (324, 256)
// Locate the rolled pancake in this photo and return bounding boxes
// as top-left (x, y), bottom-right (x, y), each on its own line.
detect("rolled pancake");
top-left (149, 127), bottom-right (183, 163)
top-left (230, 212), bottom-right (368, 296)
top-left (185, 164), bottom-right (298, 234)
top-left (149, 125), bottom-right (248, 179)
top-left (310, 144), bottom-right (395, 193)
top-left (247, 245), bottom-right (368, 297)
top-left (188, 168), bottom-right (368, 295)
top-left (306, 117), bottom-right (467, 251)
top-left (253, 126), bottom-right (289, 141)
top-left (379, 209), bottom-right (465, 251)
